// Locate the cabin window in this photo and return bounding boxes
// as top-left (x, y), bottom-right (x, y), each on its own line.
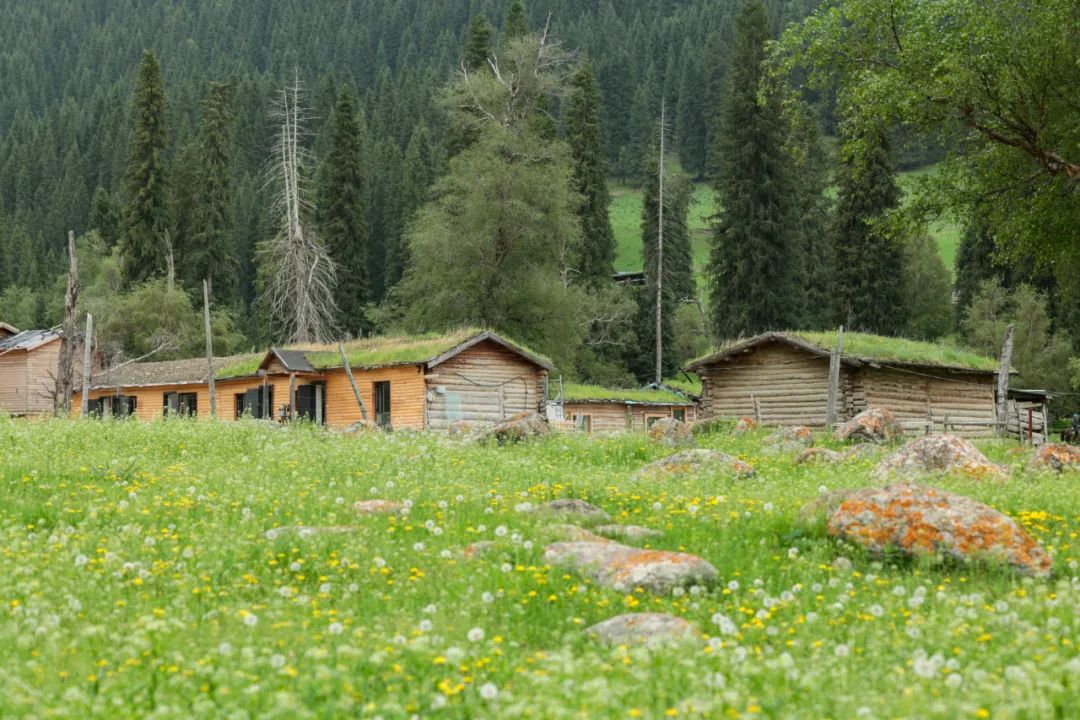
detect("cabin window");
top-left (672, 408), bottom-right (686, 422)
top-left (374, 381), bottom-right (391, 428)
top-left (111, 395), bottom-right (137, 418)
top-left (89, 397), bottom-right (108, 418)
top-left (295, 383), bottom-right (326, 425)
top-left (237, 386), bottom-right (274, 419)
top-left (572, 413), bottom-right (592, 433)
top-left (163, 392), bottom-right (198, 416)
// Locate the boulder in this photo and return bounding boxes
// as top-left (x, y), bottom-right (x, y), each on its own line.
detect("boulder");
top-left (479, 412), bottom-right (548, 444)
top-left (688, 417), bottom-right (730, 437)
top-left (834, 407), bottom-right (904, 444)
top-left (647, 417), bottom-right (695, 448)
top-left (354, 499), bottom-right (408, 515)
top-left (447, 420), bottom-right (474, 435)
top-left (732, 417), bottom-right (758, 435)
top-left (828, 483), bottom-right (1052, 578)
top-left (1029, 443), bottom-right (1080, 473)
top-left (794, 447), bottom-right (844, 465)
top-left (593, 524), bottom-right (664, 541)
top-left (544, 524), bottom-right (614, 543)
top-left (545, 541), bottom-right (719, 593)
top-left (265, 526), bottom-right (360, 540)
top-left (795, 488), bottom-right (857, 532)
top-left (871, 434), bottom-right (1008, 482)
top-left (635, 449), bottom-right (755, 479)
top-left (764, 425), bottom-right (813, 447)
top-left (586, 613), bottom-right (700, 647)
top-left (525, 498), bottom-right (612, 524)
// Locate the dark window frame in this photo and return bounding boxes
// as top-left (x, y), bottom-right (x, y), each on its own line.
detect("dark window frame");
top-left (374, 381), bottom-right (391, 428)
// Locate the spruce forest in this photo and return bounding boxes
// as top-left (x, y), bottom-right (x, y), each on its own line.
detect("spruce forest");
top-left (1, 0), bottom-right (1078, 406)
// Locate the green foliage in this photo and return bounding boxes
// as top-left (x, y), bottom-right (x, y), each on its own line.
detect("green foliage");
top-left (558, 383), bottom-right (691, 405)
top-left (463, 15), bottom-right (493, 71)
top-left (565, 62), bottom-right (615, 286)
top-left (503, 0), bottom-right (528, 41)
top-left (830, 121), bottom-right (906, 335)
top-left (902, 234), bottom-right (954, 341)
top-left (707, 0), bottom-right (800, 338)
top-left (317, 87), bottom-right (371, 336)
top-left (120, 50), bottom-right (170, 286)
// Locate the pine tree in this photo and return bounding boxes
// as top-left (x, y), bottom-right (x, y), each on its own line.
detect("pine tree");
top-left (190, 82), bottom-right (238, 304)
top-left (504, 0), bottom-right (528, 41)
top-left (566, 62), bottom-right (615, 285)
top-left (120, 50), bottom-right (170, 286)
top-left (90, 186), bottom-right (121, 247)
top-left (386, 124), bottom-right (433, 290)
top-left (316, 87), bottom-right (370, 336)
top-left (830, 121), bottom-right (907, 334)
top-left (463, 15), bottom-right (493, 71)
top-left (954, 219), bottom-right (998, 322)
top-left (707, 0), bottom-right (799, 338)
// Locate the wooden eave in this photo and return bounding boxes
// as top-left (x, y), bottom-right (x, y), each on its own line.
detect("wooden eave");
top-left (425, 331), bottom-right (556, 373)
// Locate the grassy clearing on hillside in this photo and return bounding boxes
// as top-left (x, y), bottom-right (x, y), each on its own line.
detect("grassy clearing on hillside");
top-left (1, 419), bottom-right (1078, 718)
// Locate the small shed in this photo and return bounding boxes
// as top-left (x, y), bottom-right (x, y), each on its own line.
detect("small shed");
top-left (558, 383), bottom-right (697, 433)
top-left (0, 321), bottom-right (18, 341)
top-left (687, 332), bottom-right (1001, 436)
top-left (1004, 389), bottom-right (1050, 445)
top-left (0, 328), bottom-right (64, 416)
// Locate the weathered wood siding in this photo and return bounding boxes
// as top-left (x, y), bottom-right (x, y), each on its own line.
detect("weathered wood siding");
top-left (425, 340), bottom-right (547, 430)
top-left (323, 365), bottom-right (427, 430)
top-left (1003, 399), bottom-right (1047, 445)
top-left (0, 340), bottom-right (64, 416)
top-left (563, 402), bottom-right (696, 433)
top-left (858, 367), bottom-right (996, 437)
top-left (697, 342), bottom-right (835, 426)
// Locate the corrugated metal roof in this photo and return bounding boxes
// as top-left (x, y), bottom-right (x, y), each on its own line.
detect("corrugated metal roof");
top-left (0, 329), bottom-right (60, 352)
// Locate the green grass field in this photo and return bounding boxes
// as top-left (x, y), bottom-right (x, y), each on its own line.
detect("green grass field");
top-left (2, 418), bottom-right (1078, 718)
top-left (611, 165), bottom-right (961, 280)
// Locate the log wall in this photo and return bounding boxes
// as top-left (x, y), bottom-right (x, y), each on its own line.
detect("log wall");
top-left (563, 402), bottom-right (697, 433)
top-left (425, 340), bottom-right (547, 430)
top-left (858, 367), bottom-right (996, 438)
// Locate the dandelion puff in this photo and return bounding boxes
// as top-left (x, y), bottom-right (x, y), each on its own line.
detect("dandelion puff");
top-left (868, 604), bottom-right (884, 617)
top-left (495, 525), bottom-right (508, 537)
top-left (467, 627), bottom-right (485, 643)
top-left (424, 604), bottom-right (438, 614)
top-left (431, 695), bottom-right (448, 710)
top-left (522, 540), bottom-right (533, 551)
top-left (440, 550), bottom-right (452, 559)
top-left (945, 673), bottom-right (963, 688)
top-left (219, 642), bottom-right (232, 655)
top-left (482, 592), bottom-right (495, 603)
top-left (328, 622), bottom-right (344, 635)
top-left (834, 644), bottom-right (850, 658)
top-left (74, 554), bottom-right (88, 567)
top-left (419, 620), bottom-right (433, 632)
top-left (270, 653), bottom-right (286, 669)
top-left (319, 583), bottom-right (331, 594)
top-left (243, 613), bottom-right (258, 627)
top-left (727, 580), bottom-right (740, 592)
top-left (479, 683), bottom-right (498, 700)
top-left (704, 672), bottom-right (725, 688)
top-left (500, 563), bottom-right (512, 574)
top-left (413, 542), bottom-right (425, 552)
top-left (290, 561), bottom-right (302, 572)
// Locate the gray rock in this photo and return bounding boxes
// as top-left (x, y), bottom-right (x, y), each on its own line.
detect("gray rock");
top-left (526, 498), bottom-right (612, 523)
top-left (544, 541), bottom-right (718, 594)
top-left (354, 499), bottom-right (408, 515)
top-left (635, 449), bottom-right (755, 479)
top-left (871, 434), bottom-right (1007, 482)
top-left (586, 613), bottom-right (700, 646)
top-left (593, 524), bottom-right (664, 541)
top-left (647, 418), bottom-right (695, 448)
top-left (834, 407), bottom-right (904, 444)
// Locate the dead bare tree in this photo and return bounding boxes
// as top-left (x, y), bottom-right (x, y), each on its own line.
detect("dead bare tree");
top-left (259, 73), bottom-right (338, 344)
top-left (54, 231), bottom-right (80, 416)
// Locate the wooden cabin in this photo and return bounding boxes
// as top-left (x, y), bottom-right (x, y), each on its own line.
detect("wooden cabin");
top-left (687, 332), bottom-right (1001, 437)
top-left (1004, 389), bottom-right (1050, 445)
top-left (74, 330), bottom-right (554, 430)
top-left (0, 329), bottom-right (64, 416)
top-left (0, 321), bottom-right (18, 341)
top-left (557, 384), bottom-right (697, 433)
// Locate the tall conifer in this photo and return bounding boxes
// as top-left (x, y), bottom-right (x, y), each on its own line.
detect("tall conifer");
top-left (566, 62), bottom-right (615, 285)
top-left (317, 87), bottom-right (370, 336)
top-left (386, 124), bottom-right (433, 289)
top-left (190, 82), bottom-right (237, 303)
top-left (707, 0), bottom-right (798, 337)
top-left (121, 50), bottom-right (170, 285)
top-left (463, 15), bottom-right (493, 70)
top-left (504, 0), bottom-right (528, 40)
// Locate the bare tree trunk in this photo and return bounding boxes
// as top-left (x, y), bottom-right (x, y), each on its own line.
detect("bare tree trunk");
top-left (164, 229), bottom-right (176, 292)
top-left (995, 323), bottom-right (1015, 436)
top-left (80, 314), bottom-right (93, 418)
top-left (654, 99), bottom-right (666, 385)
top-left (55, 230), bottom-right (80, 416)
top-left (826, 326), bottom-right (844, 427)
top-left (203, 279), bottom-right (217, 418)
top-left (339, 341), bottom-right (368, 423)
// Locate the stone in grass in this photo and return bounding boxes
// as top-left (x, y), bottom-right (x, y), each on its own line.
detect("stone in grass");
top-left (265, 526), bottom-right (360, 540)
top-left (871, 434), bottom-right (1008, 482)
top-left (545, 541), bottom-right (718, 594)
top-left (834, 407), bottom-right (904, 444)
top-left (544, 524), bottom-right (614, 544)
top-left (1029, 443), bottom-right (1080, 473)
top-left (525, 498), bottom-right (612, 524)
top-left (647, 418), bottom-right (695, 448)
top-left (794, 447), bottom-right (844, 465)
top-left (354, 499), bottom-right (409, 515)
top-left (586, 613), bottom-right (700, 647)
top-left (593, 524), bottom-right (664, 541)
top-left (463, 541), bottom-right (498, 560)
top-left (732, 417), bottom-right (758, 435)
top-left (828, 483), bottom-right (1052, 578)
top-left (635, 449), bottom-right (755, 480)
top-left (764, 426), bottom-right (813, 447)
top-left (795, 488), bottom-right (857, 533)
top-left (478, 411), bottom-right (548, 444)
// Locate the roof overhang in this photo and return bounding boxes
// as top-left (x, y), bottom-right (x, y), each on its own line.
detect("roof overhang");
top-left (686, 332), bottom-right (852, 372)
top-left (259, 347), bottom-right (317, 374)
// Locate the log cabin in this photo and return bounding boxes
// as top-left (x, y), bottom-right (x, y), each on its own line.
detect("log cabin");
top-left (557, 383), bottom-right (697, 433)
top-left (73, 329), bottom-right (554, 430)
top-left (0, 328), bottom-right (64, 416)
top-left (687, 331), bottom-right (1002, 436)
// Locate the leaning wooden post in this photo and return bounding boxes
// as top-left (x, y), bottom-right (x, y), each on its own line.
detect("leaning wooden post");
top-left (825, 326), bottom-right (844, 427)
top-left (55, 230), bottom-right (80, 416)
top-left (80, 314), bottom-right (93, 418)
top-left (995, 324), bottom-right (1015, 437)
top-left (202, 279), bottom-right (217, 418)
top-left (338, 341), bottom-right (368, 423)
top-left (750, 393), bottom-right (761, 425)
top-left (288, 372), bottom-right (297, 421)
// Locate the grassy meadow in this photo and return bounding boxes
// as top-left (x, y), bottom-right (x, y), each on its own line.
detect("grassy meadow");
top-left (1, 418), bottom-right (1078, 718)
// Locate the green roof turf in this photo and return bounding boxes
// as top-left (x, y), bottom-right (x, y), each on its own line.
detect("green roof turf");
top-left (558, 383), bottom-right (694, 405)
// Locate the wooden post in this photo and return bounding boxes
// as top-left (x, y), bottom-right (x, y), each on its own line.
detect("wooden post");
top-left (80, 314), bottom-right (93, 418)
top-left (943, 413), bottom-right (950, 434)
top-left (338, 341), bottom-right (368, 423)
top-left (995, 324), bottom-right (1014, 436)
top-left (1027, 408), bottom-right (1034, 445)
top-left (288, 372), bottom-right (297, 421)
top-left (925, 408), bottom-right (933, 435)
top-left (203, 279), bottom-right (217, 418)
top-left (55, 230), bottom-right (80, 416)
top-left (825, 326), bottom-right (844, 427)
top-left (751, 393), bottom-right (761, 425)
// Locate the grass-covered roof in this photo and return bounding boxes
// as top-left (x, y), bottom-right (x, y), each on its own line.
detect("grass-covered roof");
top-left (557, 383), bottom-right (695, 405)
top-left (688, 331), bottom-right (1000, 373)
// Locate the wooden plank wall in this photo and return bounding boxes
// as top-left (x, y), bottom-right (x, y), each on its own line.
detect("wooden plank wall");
top-left (76, 376), bottom-right (296, 421)
top-left (425, 340), bottom-right (546, 430)
top-left (697, 343), bottom-right (835, 426)
top-left (563, 402), bottom-right (696, 433)
top-left (0, 352), bottom-right (26, 415)
top-left (859, 367), bottom-right (996, 437)
top-left (0, 341), bottom-right (65, 416)
top-left (1003, 399), bottom-right (1047, 444)
top-left (323, 365), bottom-right (426, 430)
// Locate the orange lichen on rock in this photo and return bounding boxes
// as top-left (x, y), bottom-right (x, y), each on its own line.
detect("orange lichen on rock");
top-left (827, 484), bottom-right (1052, 577)
top-left (1030, 443), bottom-right (1080, 473)
top-left (635, 449), bottom-right (755, 480)
top-left (647, 417), bottom-right (695, 448)
top-left (544, 541), bottom-right (718, 593)
top-left (834, 407), bottom-right (904, 444)
top-left (871, 434), bottom-right (1008, 482)
top-left (732, 417), bottom-right (758, 434)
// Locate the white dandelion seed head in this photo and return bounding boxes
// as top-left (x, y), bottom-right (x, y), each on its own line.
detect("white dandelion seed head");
top-left (479, 683), bottom-right (498, 700)
top-left (467, 627), bottom-right (485, 643)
